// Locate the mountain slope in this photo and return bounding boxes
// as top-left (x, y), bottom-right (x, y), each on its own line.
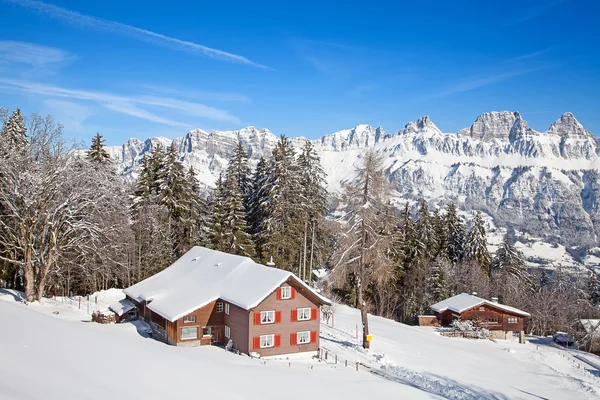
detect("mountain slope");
top-left (107, 111), bottom-right (600, 250)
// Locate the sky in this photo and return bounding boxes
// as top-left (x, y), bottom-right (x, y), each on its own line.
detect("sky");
top-left (0, 0), bottom-right (599, 146)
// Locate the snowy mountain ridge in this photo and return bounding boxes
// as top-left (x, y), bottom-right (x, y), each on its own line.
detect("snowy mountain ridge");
top-left (106, 111), bottom-right (600, 255)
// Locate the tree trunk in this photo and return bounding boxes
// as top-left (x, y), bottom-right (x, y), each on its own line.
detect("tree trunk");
top-left (302, 221), bottom-right (308, 281)
top-left (24, 264), bottom-right (35, 303)
top-left (358, 218), bottom-right (370, 349)
top-left (309, 223), bottom-right (315, 285)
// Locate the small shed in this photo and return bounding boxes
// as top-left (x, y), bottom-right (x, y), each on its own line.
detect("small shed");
top-left (109, 299), bottom-right (138, 322)
top-left (575, 319), bottom-right (600, 354)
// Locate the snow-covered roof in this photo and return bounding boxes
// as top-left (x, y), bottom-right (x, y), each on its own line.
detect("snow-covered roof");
top-left (124, 246), bottom-right (330, 322)
top-left (109, 299), bottom-right (136, 316)
top-left (430, 293), bottom-right (530, 317)
top-left (579, 319), bottom-right (600, 338)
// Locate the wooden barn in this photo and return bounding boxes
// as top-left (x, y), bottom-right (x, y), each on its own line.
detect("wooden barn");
top-left (429, 293), bottom-right (530, 343)
top-left (124, 246), bottom-right (330, 357)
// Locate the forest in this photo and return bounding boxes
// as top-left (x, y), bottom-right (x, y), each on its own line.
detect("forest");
top-left (1, 107), bottom-right (599, 344)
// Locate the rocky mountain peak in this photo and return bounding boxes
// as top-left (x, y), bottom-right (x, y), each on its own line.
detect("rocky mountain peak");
top-left (400, 116), bottom-right (442, 136)
top-left (547, 112), bottom-right (592, 138)
top-left (457, 111), bottom-right (528, 142)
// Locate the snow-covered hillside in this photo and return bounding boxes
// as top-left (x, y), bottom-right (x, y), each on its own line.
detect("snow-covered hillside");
top-left (1, 290), bottom-right (599, 399)
top-left (106, 111), bottom-right (600, 263)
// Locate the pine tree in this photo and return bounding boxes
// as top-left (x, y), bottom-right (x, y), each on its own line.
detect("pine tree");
top-left (208, 174), bottom-right (228, 251)
top-left (399, 202), bottom-right (417, 265)
top-left (432, 208), bottom-right (446, 258)
top-left (429, 259), bottom-right (449, 303)
top-left (415, 200), bottom-right (435, 261)
top-left (491, 233), bottom-right (534, 290)
top-left (297, 140), bottom-right (328, 281)
top-left (222, 173), bottom-right (255, 257)
top-left (87, 133), bottom-right (110, 163)
top-left (184, 166), bottom-right (208, 248)
top-left (444, 203), bottom-right (465, 264)
top-left (256, 135), bottom-right (303, 269)
top-left (465, 211), bottom-right (491, 274)
top-left (588, 273), bottom-right (600, 305)
top-left (226, 141), bottom-right (253, 204)
top-left (0, 108), bottom-right (27, 152)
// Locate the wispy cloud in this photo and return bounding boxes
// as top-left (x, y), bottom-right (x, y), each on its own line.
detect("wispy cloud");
top-left (0, 78), bottom-right (241, 127)
top-left (429, 66), bottom-right (549, 99)
top-left (507, 48), bottom-right (552, 63)
top-left (6, 0), bottom-right (270, 69)
top-left (506, 0), bottom-right (567, 25)
top-left (0, 40), bottom-right (74, 68)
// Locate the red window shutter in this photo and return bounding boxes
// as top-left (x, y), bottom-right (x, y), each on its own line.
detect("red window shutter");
top-left (290, 333), bottom-right (297, 345)
top-left (275, 310), bottom-right (282, 323)
top-left (310, 331), bottom-right (317, 343)
top-left (253, 336), bottom-right (261, 349)
top-left (274, 334), bottom-right (281, 347)
top-left (291, 288), bottom-right (296, 299)
top-left (254, 312), bottom-right (261, 325)
top-left (291, 309), bottom-right (298, 322)
top-left (276, 288), bottom-right (282, 300)
top-left (311, 307), bottom-right (318, 321)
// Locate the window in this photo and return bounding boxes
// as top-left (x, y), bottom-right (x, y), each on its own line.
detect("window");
top-left (261, 310), bottom-right (275, 324)
top-left (216, 302), bottom-right (223, 312)
top-left (183, 315), bottom-right (196, 323)
top-left (202, 326), bottom-right (212, 336)
top-left (260, 334), bottom-right (274, 348)
top-left (297, 331), bottom-right (310, 344)
top-left (225, 303), bottom-right (230, 315)
top-left (181, 327), bottom-right (198, 340)
top-left (478, 306), bottom-right (485, 311)
top-left (508, 317), bottom-right (519, 323)
top-left (225, 325), bottom-right (231, 338)
top-left (297, 308), bottom-right (311, 321)
top-left (281, 286), bottom-right (291, 299)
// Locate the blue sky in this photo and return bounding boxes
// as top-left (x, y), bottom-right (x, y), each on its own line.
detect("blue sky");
top-left (0, 0), bottom-right (599, 145)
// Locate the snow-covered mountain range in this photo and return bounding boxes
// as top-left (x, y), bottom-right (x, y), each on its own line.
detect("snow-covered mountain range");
top-left (107, 111), bottom-right (600, 256)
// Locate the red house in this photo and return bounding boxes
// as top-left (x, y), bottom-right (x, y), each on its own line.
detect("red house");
top-left (124, 246), bottom-right (330, 357)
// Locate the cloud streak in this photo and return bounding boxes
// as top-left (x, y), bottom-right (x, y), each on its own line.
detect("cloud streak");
top-left (0, 40), bottom-right (74, 67)
top-left (506, 0), bottom-right (567, 25)
top-left (0, 78), bottom-right (241, 127)
top-left (6, 0), bottom-right (269, 69)
top-left (430, 66), bottom-right (549, 99)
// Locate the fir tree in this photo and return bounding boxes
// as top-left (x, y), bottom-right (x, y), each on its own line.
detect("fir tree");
top-left (226, 141), bottom-right (253, 203)
top-left (432, 208), bottom-right (446, 258)
top-left (208, 174), bottom-right (228, 251)
top-left (297, 140), bottom-right (328, 281)
top-left (247, 157), bottom-right (269, 258)
top-left (256, 135), bottom-right (303, 269)
top-left (465, 211), bottom-right (491, 274)
top-left (184, 166), bottom-right (208, 248)
top-left (491, 233), bottom-right (535, 290)
top-left (222, 173), bottom-right (255, 257)
top-left (0, 108), bottom-right (27, 152)
top-left (399, 202), bottom-right (417, 265)
top-left (429, 259), bottom-right (449, 303)
top-left (588, 273), bottom-right (600, 305)
top-left (415, 200), bottom-right (435, 261)
top-left (87, 133), bottom-right (110, 163)
top-left (444, 203), bottom-right (465, 264)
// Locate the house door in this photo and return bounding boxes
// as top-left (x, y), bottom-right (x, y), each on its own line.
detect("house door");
top-left (212, 325), bottom-right (223, 345)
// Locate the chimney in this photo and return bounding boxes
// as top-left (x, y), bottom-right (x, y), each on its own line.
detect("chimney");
top-left (266, 256), bottom-right (275, 267)
top-left (471, 292), bottom-right (478, 296)
top-left (491, 297), bottom-right (499, 303)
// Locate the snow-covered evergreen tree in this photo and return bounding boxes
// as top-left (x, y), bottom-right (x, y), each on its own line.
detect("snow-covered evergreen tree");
top-left (256, 135), bottom-right (303, 269)
top-left (432, 208), bottom-right (446, 258)
top-left (428, 259), bottom-right (449, 303)
top-left (87, 133), bottom-right (110, 163)
top-left (444, 203), bottom-right (465, 264)
top-left (588, 273), bottom-right (600, 305)
top-left (208, 174), bottom-right (228, 252)
top-left (0, 108), bottom-right (27, 152)
top-left (222, 173), bottom-right (255, 258)
top-left (491, 233), bottom-right (535, 294)
top-left (226, 141), bottom-right (253, 204)
top-left (415, 200), bottom-right (435, 261)
top-left (465, 211), bottom-right (491, 274)
top-left (297, 140), bottom-right (328, 281)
